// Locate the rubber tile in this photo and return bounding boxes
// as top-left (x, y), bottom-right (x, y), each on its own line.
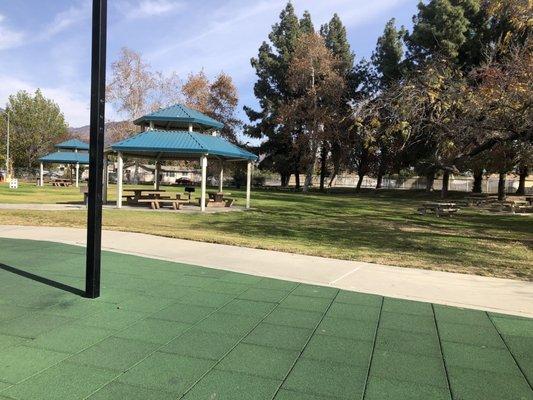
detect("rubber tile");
top-left (364, 376), bottom-right (451, 400)
top-left (441, 341), bottom-right (522, 374)
top-left (375, 328), bottom-right (442, 357)
top-left (382, 298), bottom-right (433, 316)
top-left (0, 333), bottom-right (28, 351)
top-left (160, 329), bottom-right (240, 360)
top-left (370, 349), bottom-right (448, 389)
top-left (379, 311), bottom-right (437, 334)
top-left (243, 323), bottom-right (312, 351)
top-left (291, 285), bottom-right (338, 299)
top-left (2, 361), bottom-right (117, 400)
top-left (433, 305), bottom-right (493, 327)
top-left (238, 288), bottom-right (292, 303)
top-left (118, 352), bottom-right (214, 394)
top-left (218, 273), bottom-right (263, 285)
top-left (178, 290), bottom-right (236, 308)
top-left (220, 299), bottom-right (277, 317)
top-left (282, 358), bottom-right (367, 399)
top-left (114, 318), bottom-right (191, 344)
top-left (254, 278), bottom-right (299, 291)
top-left (274, 389), bottom-right (340, 400)
top-left (316, 316), bottom-right (376, 342)
top-left (87, 381), bottom-right (178, 400)
top-left (491, 315), bottom-right (533, 338)
top-left (503, 334), bottom-right (533, 384)
top-left (194, 312), bottom-right (262, 337)
top-left (447, 365), bottom-right (533, 400)
top-left (181, 369), bottom-right (281, 400)
top-left (302, 334), bottom-right (373, 367)
top-left (205, 281), bottom-right (250, 295)
top-left (150, 303), bottom-right (217, 324)
top-left (69, 337), bottom-right (159, 372)
top-left (263, 308), bottom-right (323, 329)
top-left (0, 345), bottom-right (68, 384)
top-left (0, 304), bottom-right (33, 322)
top-left (326, 303), bottom-right (381, 323)
top-left (26, 323), bottom-right (114, 353)
top-left (438, 321), bottom-right (505, 348)
top-left (0, 312), bottom-right (74, 339)
top-left (75, 308), bottom-right (147, 330)
top-left (335, 291), bottom-right (382, 307)
top-left (217, 343), bottom-right (299, 379)
top-left (279, 295), bottom-right (332, 313)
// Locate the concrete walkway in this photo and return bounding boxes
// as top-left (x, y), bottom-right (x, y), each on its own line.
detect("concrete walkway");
top-left (0, 224), bottom-right (532, 318)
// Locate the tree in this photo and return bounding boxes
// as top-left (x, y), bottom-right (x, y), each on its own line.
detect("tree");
top-left (0, 90), bottom-right (68, 169)
top-left (370, 19), bottom-right (407, 188)
top-left (319, 13), bottom-right (355, 190)
top-left (245, 3), bottom-right (311, 187)
top-left (106, 47), bottom-right (157, 120)
top-left (182, 71), bottom-right (241, 142)
top-left (281, 33), bottom-right (346, 192)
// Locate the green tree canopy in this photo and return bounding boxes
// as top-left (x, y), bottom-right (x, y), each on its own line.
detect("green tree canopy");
top-left (0, 89), bottom-right (68, 169)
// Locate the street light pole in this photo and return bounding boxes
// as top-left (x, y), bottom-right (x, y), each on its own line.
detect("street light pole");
top-left (6, 112), bottom-right (9, 177)
top-left (85, 0), bottom-right (107, 299)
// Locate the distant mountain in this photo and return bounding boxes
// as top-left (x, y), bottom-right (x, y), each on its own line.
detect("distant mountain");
top-left (68, 121), bottom-right (134, 145)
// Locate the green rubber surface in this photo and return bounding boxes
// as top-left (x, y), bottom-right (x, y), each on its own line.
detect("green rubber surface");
top-left (0, 238), bottom-right (531, 399)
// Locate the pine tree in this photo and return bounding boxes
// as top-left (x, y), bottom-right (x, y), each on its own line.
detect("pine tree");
top-left (244, 2), bottom-right (312, 186)
top-left (372, 19), bottom-right (406, 89)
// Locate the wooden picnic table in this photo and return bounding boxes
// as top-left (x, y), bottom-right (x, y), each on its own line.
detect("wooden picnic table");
top-left (52, 179), bottom-right (72, 187)
top-left (123, 189), bottom-right (167, 201)
top-left (526, 196), bottom-right (533, 205)
top-left (208, 191), bottom-right (231, 203)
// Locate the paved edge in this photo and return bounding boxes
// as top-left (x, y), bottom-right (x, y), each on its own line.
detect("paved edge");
top-left (0, 225), bottom-right (532, 318)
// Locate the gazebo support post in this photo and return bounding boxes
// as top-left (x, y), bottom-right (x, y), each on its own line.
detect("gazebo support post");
top-left (200, 155), bottom-right (207, 212)
top-left (39, 162), bottom-right (44, 187)
top-left (219, 162), bottom-right (224, 192)
top-left (246, 161), bottom-right (252, 209)
top-left (117, 152), bottom-right (123, 209)
top-left (75, 163), bottom-right (80, 188)
top-left (154, 161), bottom-right (160, 190)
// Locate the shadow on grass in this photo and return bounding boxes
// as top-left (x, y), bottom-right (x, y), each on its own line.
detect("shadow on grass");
top-left (0, 262), bottom-right (85, 297)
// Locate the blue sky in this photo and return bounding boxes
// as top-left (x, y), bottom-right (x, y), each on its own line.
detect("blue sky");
top-left (0, 0), bottom-right (417, 128)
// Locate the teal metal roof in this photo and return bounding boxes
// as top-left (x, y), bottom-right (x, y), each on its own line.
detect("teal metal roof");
top-left (111, 130), bottom-right (258, 161)
top-left (39, 151), bottom-right (90, 165)
top-left (55, 139), bottom-right (90, 151)
top-left (134, 104), bottom-right (224, 130)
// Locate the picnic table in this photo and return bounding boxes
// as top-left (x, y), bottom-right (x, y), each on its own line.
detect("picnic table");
top-left (418, 202), bottom-right (460, 217)
top-left (464, 195), bottom-right (498, 206)
top-left (122, 189), bottom-right (185, 210)
top-left (526, 196), bottom-right (533, 205)
top-left (52, 179), bottom-right (71, 187)
top-left (206, 191), bottom-right (235, 208)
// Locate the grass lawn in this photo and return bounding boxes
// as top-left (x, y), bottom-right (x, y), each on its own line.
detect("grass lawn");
top-left (0, 238), bottom-right (532, 400)
top-left (0, 182), bottom-right (531, 280)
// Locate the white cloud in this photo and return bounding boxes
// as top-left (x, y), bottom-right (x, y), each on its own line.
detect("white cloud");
top-left (0, 75), bottom-right (90, 127)
top-left (0, 14), bottom-right (25, 51)
top-left (42, 1), bottom-right (91, 39)
top-left (121, 0), bottom-right (185, 19)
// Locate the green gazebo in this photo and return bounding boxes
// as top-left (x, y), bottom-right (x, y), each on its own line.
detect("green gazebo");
top-left (108, 104), bottom-right (258, 211)
top-left (39, 139), bottom-right (90, 187)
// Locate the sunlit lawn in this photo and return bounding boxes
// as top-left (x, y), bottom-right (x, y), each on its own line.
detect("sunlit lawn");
top-left (0, 182), bottom-right (531, 280)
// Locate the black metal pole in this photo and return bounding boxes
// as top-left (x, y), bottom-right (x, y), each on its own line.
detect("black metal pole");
top-left (85, 0), bottom-right (107, 298)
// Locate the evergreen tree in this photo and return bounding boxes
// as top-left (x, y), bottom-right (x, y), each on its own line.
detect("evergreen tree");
top-left (372, 19), bottom-right (406, 89)
top-left (244, 3), bottom-right (313, 186)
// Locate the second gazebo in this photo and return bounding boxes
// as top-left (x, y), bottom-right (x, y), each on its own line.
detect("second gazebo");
top-left (108, 104), bottom-right (258, 211)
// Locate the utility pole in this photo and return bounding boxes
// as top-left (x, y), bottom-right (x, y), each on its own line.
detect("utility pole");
top-left (85, 0), bottom-right (107, 299)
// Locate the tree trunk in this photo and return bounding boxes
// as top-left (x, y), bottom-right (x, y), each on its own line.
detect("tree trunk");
top-left (441, 170), bottom-right (450, 199)
top-left (425, 171), bottom-right (435, 192)
top-left (303, 144), bottom-right (318, 193)
top-left (294, 169), bottom-right (300, 189)
top-left (516, 166), bottom-right (528, 195)
top-left (319, 142), bottom-right (328, 192)
top-left (472, 170), bottom-right (483, 193)
top-left (498, 172), bottom-right (506, 201)
top-left (376, 147), bottom-right (388, 189)
top-left (356, 173), bottom-right (364, 191)
top-left (280, 173), bottom-right (290, 187)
